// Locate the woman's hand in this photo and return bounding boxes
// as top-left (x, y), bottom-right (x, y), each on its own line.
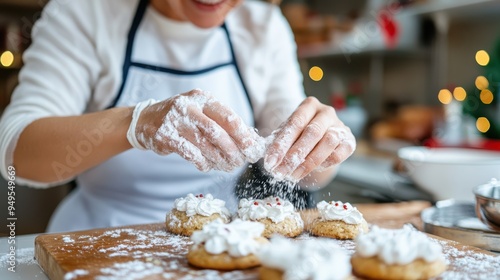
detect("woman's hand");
top-left (263, 97), bottom-right (356, 181)
top-left (130, 90), bottom-right (265, 172)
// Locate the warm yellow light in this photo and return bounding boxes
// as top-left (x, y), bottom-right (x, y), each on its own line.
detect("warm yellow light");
top-left (476, 50), bottom-right (490, 66)
top-left (475, 76), bottom-right (489, 90)
top-left (480, 89), bottom-right (494, 104)
top-left (438, 89), bottom-right (452, 104)
top-left (453, 87), bottom-right (467, 101)
top-left (476, 117), bottom-right (490, 133)
top-left (309, 66), bottom-right (323, 82)
top-left (0, 51), bottom-right (14, 67)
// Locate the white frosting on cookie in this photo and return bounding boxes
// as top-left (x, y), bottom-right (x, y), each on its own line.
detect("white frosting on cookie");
top-left (317, 200), bottom-right (364, 225)
top-left (237, 197), bottom-right (303, 225)
top-left (174, 193), bottom-right (230, 218)
top-left (355, 225), bottom-right (444, 265)
top-left (258, 236), bottom-right (351, 280)
top-left (191, 219), bottom-right (265, 257)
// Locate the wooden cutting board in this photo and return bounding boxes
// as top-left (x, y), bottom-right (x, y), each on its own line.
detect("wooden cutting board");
top-left (34, 201), bottom-right (499, 280)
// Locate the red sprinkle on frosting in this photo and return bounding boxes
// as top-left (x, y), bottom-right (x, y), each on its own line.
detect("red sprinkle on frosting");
top-left (254, 202), bottom-right (259, 206)
top-left (343, 204), bottom-right (348, 210)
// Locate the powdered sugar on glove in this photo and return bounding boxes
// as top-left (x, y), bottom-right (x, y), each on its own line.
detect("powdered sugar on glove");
top-left (127, 89), bottom-right (265, 172)
top-left (264, 97), bottom-right (356, 181)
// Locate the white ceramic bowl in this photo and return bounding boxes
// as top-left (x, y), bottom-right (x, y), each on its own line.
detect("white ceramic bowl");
top-left (397, 147), bottom-right (500, 201)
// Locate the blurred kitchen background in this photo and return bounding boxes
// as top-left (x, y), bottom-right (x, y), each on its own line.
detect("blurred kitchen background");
top-left (1, 0), bottom-right (500, 235)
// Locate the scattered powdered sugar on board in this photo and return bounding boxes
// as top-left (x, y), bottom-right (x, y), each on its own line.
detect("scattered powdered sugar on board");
top-left (62, 235), bottom-right (75, 243)
top-left (64, 269), bottom-right (89, 280)
top-left (47, 226), bottom-right (258, 280)
top-left (76, 228), bottom-right (192, 258)
top-left (437, 240), bottom-right (500, 280)
top-left (97, 260), bottom-right (165, 280)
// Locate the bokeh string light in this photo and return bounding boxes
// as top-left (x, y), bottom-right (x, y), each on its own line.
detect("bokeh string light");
top-left (309, 66), bottom-right (323, 82)
top-left (475, 50), bottom-right (490, 66)
top-left (438, 49), bottom-right (497, 135)
top-left (438, 89), bottom-right (452, 104)
top-left (0, 51), bottom-right (14, 67)
top-left (453, 87), bottom-right (467, 101)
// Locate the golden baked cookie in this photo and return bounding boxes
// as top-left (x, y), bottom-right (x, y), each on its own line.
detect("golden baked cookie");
top-left (259, 266), bottom-right (283, 280)
top-left (237, 197), bottom-right (304, 238)
top-left (309, 218), bottom-right (368, 240)
top-left (257, 216), bottom-right (303, 238)
top-left (351, 255), bottom-right (447, 280)
top-left (165, 209), bottom-right (229, 236)
top-left (187, 237), bottom-right (268, 270)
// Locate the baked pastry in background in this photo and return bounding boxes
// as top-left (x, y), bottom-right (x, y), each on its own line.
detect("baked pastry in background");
top-left (351, 225), bottom-right (446, 280)
top-left (237, 196), bottom-right (304, 238)
top-left (166, 193), bottom-right (230, 236)
top-left (187, 219), bottom-right (268, 270)
top-left (257, 236), bottom-right (352, 280)
top-left (310, 200), bottom-right (368, 239)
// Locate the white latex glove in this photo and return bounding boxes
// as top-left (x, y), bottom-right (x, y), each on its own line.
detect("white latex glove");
top-left (264, 97), bottom-right (356, 181)
top-left (127, 90), bottom-right (265, 172)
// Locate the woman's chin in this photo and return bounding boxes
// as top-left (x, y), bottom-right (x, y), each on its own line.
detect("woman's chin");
top-left (190, 18), bottom-right (225, 29)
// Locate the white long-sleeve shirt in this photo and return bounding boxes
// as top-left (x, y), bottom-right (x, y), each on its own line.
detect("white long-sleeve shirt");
top-left (0, 0), bottom-right (306, 231)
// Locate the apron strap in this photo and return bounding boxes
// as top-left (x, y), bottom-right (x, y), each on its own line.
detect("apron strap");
top-left (109, 0), bottom-right (150, 109)
top-left (221, 23), bottom-right (254, 113)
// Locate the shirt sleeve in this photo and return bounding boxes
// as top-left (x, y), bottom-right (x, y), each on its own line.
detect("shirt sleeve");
top-left (0, 0), bottom-right (101, 187)
top-left (254, 6), bottom-right (306, 137)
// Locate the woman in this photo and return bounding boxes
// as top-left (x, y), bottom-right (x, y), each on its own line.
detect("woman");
top-left (0, 0), bottom-right (355, 232)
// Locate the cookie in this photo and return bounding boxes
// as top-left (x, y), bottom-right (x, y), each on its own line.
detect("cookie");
top-left (237, 196), bottom-right (304, 238)
top-left (351, 225), bottom-right (446, 280)
top-left (259, 266), bottom-right (284, 280)
top-left (351, 255), bottom-right (447, 280)
top-left (310, 200), bottom-right (368, 239)
top-left (165, 193), bottom-right (230, 236)
top-left (166, 209), bottom-right (229, 236)
top-left (310, 218), bottom-right (369, 240)
top-left (187, 237), bottom-right (268, 270)
top-left (187, 219), bottom-right (267, 270)
top-left (255, 216), bottom-right (304, 238)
